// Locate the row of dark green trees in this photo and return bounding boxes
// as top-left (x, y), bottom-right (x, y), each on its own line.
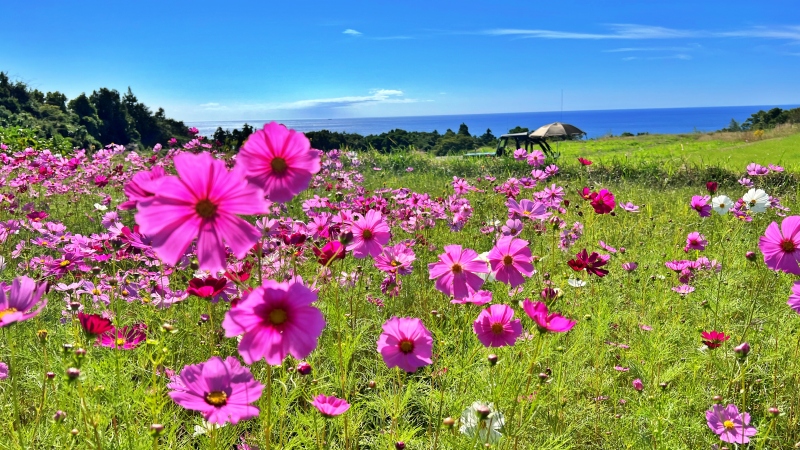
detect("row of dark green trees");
top-left (721, 107), bottom-right (800, 132)
top-left (0, 71), bottom-right (188, 150)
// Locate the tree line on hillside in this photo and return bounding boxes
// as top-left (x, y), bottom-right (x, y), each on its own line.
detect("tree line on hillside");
top-left (0, 71), bottom-right (189, 150)
top-left (720, 107), bottom-right (800, 132)
top-left (215, 122), bottom-right (503, 155)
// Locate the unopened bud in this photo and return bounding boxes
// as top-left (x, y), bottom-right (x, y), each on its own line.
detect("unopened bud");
top-left (475, 405), bottom-right (491, 419)
top-left (768, 407), bottom-right (780, 416)
top-left (734, 342), bottom-right (751, 358)
top-left (67, 368), bottom-right (80, 380)
top-left (395, 442), bottom-right (405, 450)
top-left (487, 354), bottom-right (498, 366)
top-left (442, 417), bottom-right (456, 428)
top-left (53, 410), bottom-right (67, 422)
top-left (367, 380), bottom-right (377, 389)
top-left (297, 361), bottom-right (312, 376)
top-left (149, 424), bottom-right (165, 436)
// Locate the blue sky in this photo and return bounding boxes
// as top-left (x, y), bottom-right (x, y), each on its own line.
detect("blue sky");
top-left (2, 0), bottom-right (799, 120)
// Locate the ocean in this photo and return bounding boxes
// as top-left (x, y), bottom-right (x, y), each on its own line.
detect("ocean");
top-left (187, 105), bottom-right (798, 140)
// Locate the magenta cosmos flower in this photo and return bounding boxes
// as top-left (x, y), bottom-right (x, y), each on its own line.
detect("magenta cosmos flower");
top-left (788, 281), bottom-right (800, 315)
top-left (691, 195), bottom-right (712, 217)
top-left (684, 232), bottom-right (708, 252)
top-left (487, 236), bottom-right (534, 288)
top-left (706, 404), bottom-right (757, 444)
top-left (347, 210), bottom-right (391, 259)
top-left (758, 215), bottom-right (800, 275)
top-left (135, 152), bottom-right (269, 272)
top-left (169, 356), bottom-right (263, 425)
top-left (236, 122), bottom-right (321, 203)
top-left (377, 317), bottom-right (433, 373)
top-left (428, 245), bottom-right (489, 299)
top-left (374, 242), bottom-right (415, 275)
top-left (311, 394), bottom-right (350, 418)
top-left (0, 276), bottom-right (47, 327)
top-left (222, 281), bottom-right (325, 365)
top-left (701, 330), bottom-right (730, 349)
top-left (521, 300), bottom-right (576, 333)
top-left (473, 304), bottom-right (523, 347)
top-left (97, 324), bottom-right (147, 350)
top-left (590, 189), bottom-right (615, 214)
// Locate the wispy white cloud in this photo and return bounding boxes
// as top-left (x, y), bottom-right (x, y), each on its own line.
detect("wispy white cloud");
top-left (343, 29), bottom-right (362, 36)
top-left (622, 54), bottom-right (692, 61)
top-left (198, 102), bottom-right (228, 111)
top-left (276, 89), bottom-right (416, 109)
top-left (604, 45), bottom-right (701, 52)
top-left (483, 24), bottom-right (800, 42)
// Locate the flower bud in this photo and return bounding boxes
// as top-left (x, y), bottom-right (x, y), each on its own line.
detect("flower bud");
top-left (487, 354), bottom-right (498, 366)
top-left (53, 410), bottom-right (67, 422)
top-left (149, 424), bottom-right (165, 436)
top-left (297, 361), bottom-right (312, 376)
top-left (475, 405), bottom-right (491, 419)
top-left (67, 368), bottom-right (81, 380)
top-left (745, 251), bottom-right (757, 261)
top-left (70, 429), bottom-right (79, 436)
top-left (395, 442), bottom-right (405, 450)
top-left (734, 342), bottom-right (751, 358)
top-left (37, 329), bottom-right (48, 341)
top-left (47, 372), bottom-right (56, 379)
top-left (768, 407), bottom-right (780, 416)
top-left (367, 380), bottom-right (377, 389)
top-left (443, 416), bottom-right (455, 428)
top-left (712, 395), bottom-right (723, 403)
top-left (91, 266), bottom-right (101, 275)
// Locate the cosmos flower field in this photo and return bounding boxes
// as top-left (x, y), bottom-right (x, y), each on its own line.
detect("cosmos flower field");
top-left (1, 124), bottom-right (799, 449)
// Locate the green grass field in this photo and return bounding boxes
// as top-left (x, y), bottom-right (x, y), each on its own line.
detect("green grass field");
top-left (1, 129), bottom-right (799, 449)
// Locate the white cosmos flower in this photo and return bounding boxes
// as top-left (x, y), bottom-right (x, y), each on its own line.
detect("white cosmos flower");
top-left (475, 252), bottom-right (497, 282)
top-left (567, 278), bottom-right (587, 288)
top-left (93, 203), bottom-right (108, 211)
top-left (742, 188), bottom-right (769, 213)
top-left (711, 195), bottom-right (732, 215)
top-left (193, 420), bottom-right (226, 437)
top-left (460, 401), bottom-right (504, 444)
top-left (0, 255), bottom-right (5, 271)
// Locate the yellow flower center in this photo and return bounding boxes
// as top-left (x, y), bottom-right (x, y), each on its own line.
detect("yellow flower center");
top-left (271, 157), bottom-right (288, 174)
top-left (749, 200), bottom-right (756, 206)
top-left (205, 391), bottom-right (228, 406)
top-left (115, 338), bottom-right (126, 347)
top-left (0, 308), bottom-right (18, 320)
top-left (92, 288), bottom-right (101, 295)
top-left (60, 260), bottom-right (71, 267)
top-left (723, 420), bottom-right (735, 430)
top-left (268, 308), bottom-right (288, 325)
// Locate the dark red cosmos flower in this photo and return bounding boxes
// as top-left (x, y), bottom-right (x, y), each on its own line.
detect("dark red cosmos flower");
top-left (701, 330), bottom-right (730, 349)
top-left (590, 189), bottom-right (616, 214)
top-left (78, 312), bottom-right (114, 337)
top-left (567, 249), bottom-right (609, 277)
top-left (94, 175), bottom-right (109, 188)
top-left (225, 261), bottom-right (253, 283)
top-left (706, 181), bottom-right (718, 194)
top-left (26, 211), bottom-right (49, 222)
top-left (580, 187), bottom-right (595, 200)
top-left (313, 241), bottom-right (346, 266)
top-left (578, 157), bottom-right (593, 166)
top-left (186, 277), bottom-right (228, 299)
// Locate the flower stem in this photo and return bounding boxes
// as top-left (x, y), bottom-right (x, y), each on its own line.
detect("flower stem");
top-left (264, 364), bottom-right (272, 450)
top-left (7, 327), bottom-right (24, 447)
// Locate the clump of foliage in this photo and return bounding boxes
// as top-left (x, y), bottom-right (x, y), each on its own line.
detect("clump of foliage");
top-left (0, 71), bottom-right (189, 151)
top-left (721, 107), bottom-right (800, 132)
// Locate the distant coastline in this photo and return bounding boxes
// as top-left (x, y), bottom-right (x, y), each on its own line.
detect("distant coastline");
top-left (188, 104), bottom-right (800, 140)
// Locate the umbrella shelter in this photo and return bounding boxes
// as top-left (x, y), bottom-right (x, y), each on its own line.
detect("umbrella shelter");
top-left (495, 122), bottom-right (585, 157)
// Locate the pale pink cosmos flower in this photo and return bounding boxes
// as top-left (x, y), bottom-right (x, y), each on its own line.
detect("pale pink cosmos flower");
top-left (706, 404), bottom-right (757, 444)
top-left (473, 304), bottom-right (523, 347)
top-left (768, 164), bottom-right (784, 172)
top-left (672, 284), bottom-right (695, 296)
top-left (758, 216), bottom-right (800, 275)
top-left (374, 242), bottom-right (415, 275)
top-left (135, 152), bottom-right (269, 272)
top-left (222, 281), bottom-right (325, 365)
top-left (506, 198), bottom-right (550, 221)
top-left (450, 290), bottom-right (493, 305)
top-left (236, 122), bottom-right (321, 203)
top-left (168, 356), bottom-right (263, 425)
top-left (684, 232), bottom-right (708, 252)
top-left (487, 236), bottom-right (534, 287)
top-left (347, 210), bottom-right (391, 259)
top-left (377, 317), bottom-right (433, 373)
top-left (500, 219), bottom-right (524, 237)
top-left (619, 202), bottom-right (640, 213)
top-left (527, 150), bottom-right (545, 167)
top-left (0, 276), bottom-right (47, 327)
top-left (428, 245), bottom-right (489, 299)
top-left (746, 163), bottom-right (769, 176)
top-left (621, 262), bottom-right (638, 272)
top-left (311, 395), bottom-right (350, 418)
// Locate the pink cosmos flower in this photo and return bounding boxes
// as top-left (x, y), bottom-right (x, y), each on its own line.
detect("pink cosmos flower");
top-left (746, 163), bottom-right (769, 176)
top-left (684, 232), bottom-right (708, 252)
top-left (632, 379), bottom-right (643, 391)
top-left (236, 122), bottom-right (321, 203)
top-left (706, 404), bottom-right (757, 444)
top-left (788, 281), bottom-right (800, 315)
top-left (120, 166), bottom-right (166, 210)
top-left (374, 243), bottom-right (415, 275)
top-left (701, 330), bottom-right (730, 349)
top-left (223, 281), bottom-right (324, 365)
top-left (487, 236), bottom-right (534, 287)
top-left (619, 202), bottom-right (640, 213)
top-left (97, 324), bottom-right (147, 350)
top-left (500, 219), bottom-right (524, 237)
top-left (578, 157), bottom-right (592, 166)
top-left (758, 216), bottom-right (800, 275)
top-left (311, 395), bottom-right (350, 418)
top-left (621, 262), bottom-right (638, 272)
top-left (168, 356), bottom-right (263, 425)
top-left (187, 277), bottom-right (229, 303)
top-left (691, 195), bottom-right (712, 217)
top-left (769, 164), bottom-right (784, 172)
top-left (450, 290), bottom-right (493, 305)
top-left (590, 189), bottom-right (615, 214)
top-left (0, 276), bottom-right (47, 327)
top-left (135, 152), bottom-right (269, 272)
top-left (527, 150), bottom-right (545, 167)
top-left (428, 245), bottom-right (489, 299)
top-left (313, 241), bottom-right (346, 266)
top-left (0, 362), bottom-right (7, 380)
top-left (347, 210), bottom-right (391, 259)
top-left (521, 300), bottom-right (576, 333)
top-left (472, 304), bottom-right (523, 347)
top-left (377, 317), bottom-right (433, 373)
top-left (506, 198), bottom-right (549, 221)
top-left (738, 177), bottom-right (754, 187)
top-left (672, 284), bottom-right (695, 296)
top-left (513, 148), bottom-right (528, 160)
